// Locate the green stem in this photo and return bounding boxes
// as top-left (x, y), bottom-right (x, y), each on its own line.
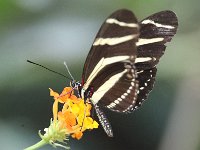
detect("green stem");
top-left (24, 139), bottom-right (48, 150)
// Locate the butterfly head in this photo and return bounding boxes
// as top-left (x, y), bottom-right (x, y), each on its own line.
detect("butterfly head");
top-left (70, 80), bottom-right (80, 88)
top-left (70, 80), bottom-right (82, 96)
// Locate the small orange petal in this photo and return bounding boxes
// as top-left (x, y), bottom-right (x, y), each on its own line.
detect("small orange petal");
top-left (62, 95), bottom-right (80, 104)
top-left (72, 131), bottom-right (83, 140)
top-left (49, 88), bottom-right (59, 98)
top-left (53, 100), bottom-right (59, 121)
top-left (63, 87), bottom-right (73, 93)
top-left (58, 96), bottom-right (69, 103)
top-left (59, 90), bottom-right (76, 103)
top-left (58, 110), bottom-right (77, 130)
top-left (60, 87), bottom-right (73, 97)
top-left (62, 102), bottom-right (69, 112)
top-left (65, 112), bottom-right (77, 126)
top-left (69, 94), bottom-right (78, 100)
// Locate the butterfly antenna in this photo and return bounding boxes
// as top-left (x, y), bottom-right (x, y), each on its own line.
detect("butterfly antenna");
top-left (64, 61), bottom-right (75, 81)
top-left (27, 60), bottom-right (71, 80)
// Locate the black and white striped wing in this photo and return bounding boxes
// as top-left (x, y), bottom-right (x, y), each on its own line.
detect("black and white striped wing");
top-left (89, 62), bottom-right (138, 112)
top-left (127, 10), bottom-right (178, 112)
top-left (82, 9), bottom-right (139, 82)
top-left (135, 10), bottom-right (178, 70)
top-left (82, 9), bottom-right (139, 112)
top-left (134, 67), bottom-right (157, 110)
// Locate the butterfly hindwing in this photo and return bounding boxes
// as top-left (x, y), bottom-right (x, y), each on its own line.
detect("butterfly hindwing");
top-left (89, 62), bottom-right (138, 112)
top-left (135, 10), bottom-right (178, 70)
top-left (126, 67), bottom-right (157, 112)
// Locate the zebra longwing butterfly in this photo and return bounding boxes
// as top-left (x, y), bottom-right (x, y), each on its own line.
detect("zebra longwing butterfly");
top-left (72, 9), bottom-right (178, 137)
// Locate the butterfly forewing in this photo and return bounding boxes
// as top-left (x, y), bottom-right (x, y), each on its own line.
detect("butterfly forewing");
top-left (82, 9), bottom-right (139, 87)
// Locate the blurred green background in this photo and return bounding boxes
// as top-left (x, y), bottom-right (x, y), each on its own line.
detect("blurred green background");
top-left (0, 0), bottom-right (200, 150)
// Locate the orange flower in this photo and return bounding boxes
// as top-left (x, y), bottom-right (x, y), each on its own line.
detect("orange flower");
top-left (49, 87), bottom-right (99, 140)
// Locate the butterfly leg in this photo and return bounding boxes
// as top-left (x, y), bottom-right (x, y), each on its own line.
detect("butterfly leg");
top-left (93, 104), bottom-right (113, 137)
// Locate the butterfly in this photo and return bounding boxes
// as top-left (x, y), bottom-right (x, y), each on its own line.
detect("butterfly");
top-left (70, 9), bottom-right (179, 137)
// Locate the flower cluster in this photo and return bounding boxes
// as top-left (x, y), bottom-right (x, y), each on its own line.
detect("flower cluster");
top-left (25, 86), bottom-right (99, 150)
top-left (49, 87), bottom-right (99, 140)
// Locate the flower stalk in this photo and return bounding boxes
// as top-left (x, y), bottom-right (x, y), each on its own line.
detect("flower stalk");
top-left (24, 140), bottom-right (48, 150)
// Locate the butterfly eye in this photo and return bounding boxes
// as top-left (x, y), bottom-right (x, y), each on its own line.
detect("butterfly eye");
top-left (74, 82), bottom-right (81, 89)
